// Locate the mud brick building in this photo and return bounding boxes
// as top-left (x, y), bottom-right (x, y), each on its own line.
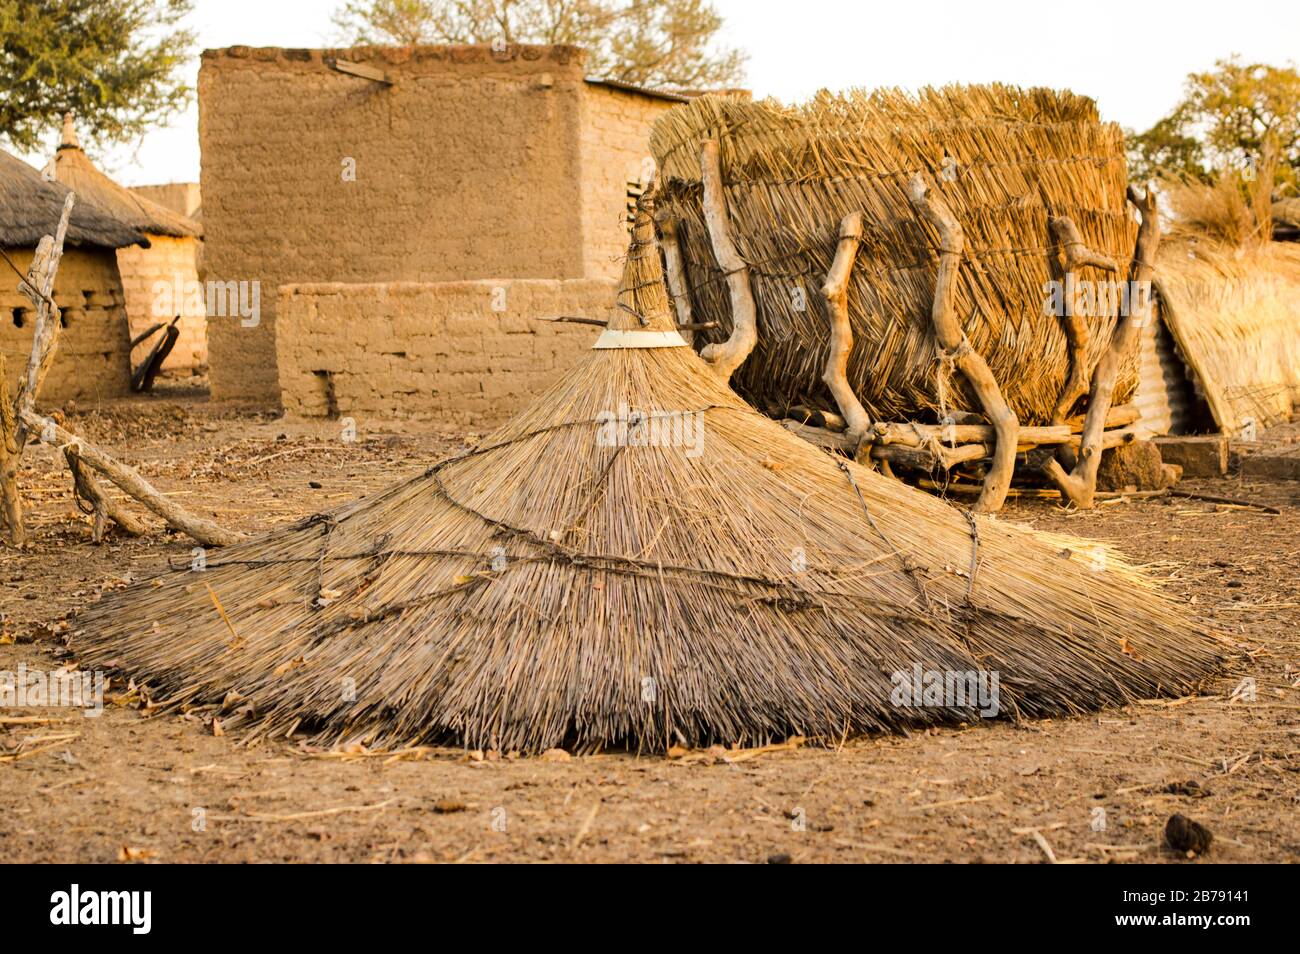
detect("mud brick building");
top-left (199, 43), bottom-right (684, 419)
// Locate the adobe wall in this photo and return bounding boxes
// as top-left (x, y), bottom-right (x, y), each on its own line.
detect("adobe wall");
top-left (0, 247), bottom-right (131, 402)
top-left (276, 278), bottom-right (616, 424)
top-left (129, 182), bottom-right (202, 219)
top-left (115, 234), bottom-right (208, 372)
top-left (578, 85), bottom-right (676, 279)
top-left (199, 44), bottom-right (592, 405)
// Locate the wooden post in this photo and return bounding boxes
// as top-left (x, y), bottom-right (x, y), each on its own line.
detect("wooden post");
top-left (697, 139), bottom-right (758, 380)
top-left (654, 207), bottom-right (694, 341)
top-left (820, 211), bottom-right (871, 447)
top-left (907, 175), bottom-right (1019, 513)
top-left (1049, 215), bottom-right (1117, 424)
top-left (1042, 185), bottom-right (1160, 509)
top-left (0, 354), bottom-right (22, 544)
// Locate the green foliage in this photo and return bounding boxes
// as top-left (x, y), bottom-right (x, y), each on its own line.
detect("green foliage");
top-left (1129, 57), bottom-right (1300, 192)
top-left (332, 0), bottom-right (746, 89)
top-left (0, 0), bottom-right (195, 152)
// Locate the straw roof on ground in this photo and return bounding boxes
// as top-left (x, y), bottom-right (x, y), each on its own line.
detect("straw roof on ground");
top-left (51, 115), bottom-right (201, 240)
top-left (75, 201), bottom-right (1220, 754)
top-left (651, 86), bottom-right (1139, 425)
top-left (1153, 239), bottom-right (1300, 433)
top-left (0, 147), bottom-right (147, 249)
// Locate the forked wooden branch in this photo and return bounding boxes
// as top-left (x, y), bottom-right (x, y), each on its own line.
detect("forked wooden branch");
top-left (654, 207), bottom-right (694, 340)
top-left (65, 446), bottom-right (147, 542)
top-left (23, 410), bottom-right (244, 548)
top-left (1042, 184), bottom-right (1160, 508)
top-left (820, 211), bottom-right (871, 447)
top-left (697, 139), bottom-right (758, 380)
top-left (1049, 215), bottom-right (1118, 424)
top-left (907, 174), bottom-right (1019, 513)
top-left (0, 190), bottom-right (243, 547)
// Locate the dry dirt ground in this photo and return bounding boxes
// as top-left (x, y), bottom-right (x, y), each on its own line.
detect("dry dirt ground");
top-left (2, 391), bottom-right (1298, 864)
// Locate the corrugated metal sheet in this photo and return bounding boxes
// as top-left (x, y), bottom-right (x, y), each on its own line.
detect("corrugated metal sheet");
top-left (1132, 298), bottom-right (1196, 437)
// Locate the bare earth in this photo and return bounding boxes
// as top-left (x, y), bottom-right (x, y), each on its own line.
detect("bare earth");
top-left (2, 391), bottom-right (1298, 864)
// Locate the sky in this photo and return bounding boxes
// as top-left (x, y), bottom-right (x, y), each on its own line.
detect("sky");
top-left (37, 0), bottom-right (1300, 186)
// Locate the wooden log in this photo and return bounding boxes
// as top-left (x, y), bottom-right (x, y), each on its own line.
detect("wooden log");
top-left (871, 442), bottom-right (989, 471)
top-left (22, 409), bottom-right (245, 547)
top-left (0, 354), bottom-right (22, 545)
top-left (654, 208), bottom-right (694, 341)
top-left (696, 140), bottom-right (758, 380)
top-left (820, 211), bottom-right (870, 445)
top-left (872, 421), bottom-right (1073, 447)
top-left (64, 446), bottom-right (147, 542)
top-left (1049, 215), bottom-right (1118, 424)
top-left (1043, 185), bottom-right (1160, 509)
top-left (14, 194), bottom-right (74, 447)
top-left (907, 174), bottom-right (1019, 513)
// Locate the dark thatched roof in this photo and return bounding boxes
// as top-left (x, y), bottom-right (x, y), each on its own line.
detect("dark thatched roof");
top-left (51, 116), bottom-right (201, 240)
top-left (0, 147), bottom-right (149, 250)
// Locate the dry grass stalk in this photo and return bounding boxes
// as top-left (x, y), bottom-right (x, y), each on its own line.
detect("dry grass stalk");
top-left (75, 199), bottom-right (1221, 754)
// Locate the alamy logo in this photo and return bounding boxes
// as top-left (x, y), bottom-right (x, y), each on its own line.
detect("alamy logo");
top-left (49, 884), bottom-right (151, 934)
top-left (595, 403), bottom-right (704, 458)
top-left (152, 273), bottom-right (261, 327)
top-left (0, 664), bottom-right (103, 717)
top-left (889, 664), bottom-right (1000, 717)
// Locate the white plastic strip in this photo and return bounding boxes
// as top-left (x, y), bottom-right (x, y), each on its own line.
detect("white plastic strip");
top-left (592, 329), bottom-right (688, 350)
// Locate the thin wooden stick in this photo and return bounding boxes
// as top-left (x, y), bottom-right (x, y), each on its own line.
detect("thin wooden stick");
top-left (697, 139), bottom-right (758, 380)
top-left (0, 354), bottom-right (23, 545)
top-left (65, 445), bottom-right (147, 541)
top-left (907, 175), bottom-right (1019, 513)
top-left (821, 211), bottom-right (871, 446)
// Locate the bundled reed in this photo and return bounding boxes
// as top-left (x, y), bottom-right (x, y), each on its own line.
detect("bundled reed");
top-left (74, 201), bottom-right (1220, 754)
top-left (650, 85), bottom-right (1140, 426)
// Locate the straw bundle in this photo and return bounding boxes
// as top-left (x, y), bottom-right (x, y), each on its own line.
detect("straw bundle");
top-left (75, 202), bottom-right (1219, 754)
top-left (650, 86), bottom-right (1140, 425)
top-left (1154, 239), bottom-right (1300, 433)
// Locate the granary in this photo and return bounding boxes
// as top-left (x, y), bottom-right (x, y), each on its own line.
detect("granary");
top-left (0, 147), bottom-right (146, 402)
top-left (649, 87), bottom-right (1168, 511)
top-left (75, 198), bottom-right (1222, 753)
top-left (51, 115), bottom-right (207, 375)
top-left (198, 43), bottom-right (696, 418)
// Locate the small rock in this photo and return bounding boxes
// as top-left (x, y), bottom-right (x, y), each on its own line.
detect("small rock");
top-left (308, 480), bottom-right (323, 489)
top-left (766, 853), bottom-right (792, 864)
top-left (540, 748), bottom-right (571, 762)
top-left (431, 799), bottom-right (467, 814)
top-left (1165, 813), bottom-right (1213, 854)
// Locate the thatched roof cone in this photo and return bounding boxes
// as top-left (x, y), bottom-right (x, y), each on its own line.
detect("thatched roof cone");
top-left (51, 113), bottom-right (201, 239)
top-left (75, 201), bottom-right (1221, 753)
top-left (0, 147), bottom-right (147, 249)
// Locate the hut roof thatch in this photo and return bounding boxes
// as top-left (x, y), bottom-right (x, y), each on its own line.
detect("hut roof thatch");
top-left (0, 147), bottom-right (148, 250)
top-left (651, 85), bottom-right (1140, 426)
top-left (1153, 239), bottom-right (1300, 433)
top-left (74, 199), bottom-right (1219, 754)
top-left (51, 115), bottom-right (201, 240)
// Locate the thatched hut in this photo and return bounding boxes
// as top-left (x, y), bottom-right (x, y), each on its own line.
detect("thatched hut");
top-left (74, 199), bottom-right (1221, 754)
top-left (650, 86), bottom-right (1154, 511)
top-left (51, 116), bottom-right (206, 374)
top-left (1, 147), bottom-right (146, 401)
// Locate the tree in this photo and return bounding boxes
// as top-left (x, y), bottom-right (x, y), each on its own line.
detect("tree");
top-left (0, 0), bottom-right (194, 153)
top-left (1129, 57), bottom-right (1300, 191)
top-left (331, 0), bottom-right (746, 90)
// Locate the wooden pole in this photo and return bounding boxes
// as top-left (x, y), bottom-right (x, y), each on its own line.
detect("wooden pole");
top-left (907, 175), bottom-right (1019, 513)
top-left (820, 211), bottom-right (871, 447)
top-left (697, 139), bottom-right (758, 380)
top-left (1042, 185), bottom-right (1160, 508)
top-left (1049, 215), bottom-right (1117, 424)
